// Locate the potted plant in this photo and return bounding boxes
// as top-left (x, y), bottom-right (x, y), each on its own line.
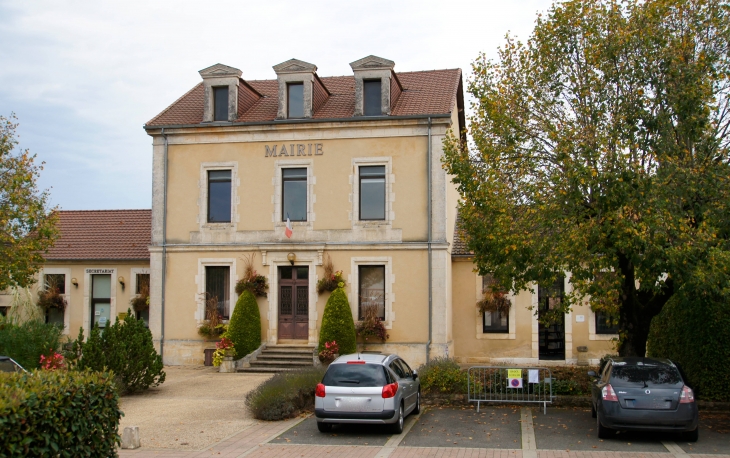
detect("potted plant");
top-left (130, 280), bottom-right (150, 313)
top-left (355, 305), bottom-right (389, 351)
top-left (317, 254), bottom-right (344, 294)
top-left (318, 340), bottom-right (339, 365)
top-left (235, 253), bottom-right (268, 297)
top-left (198, 294), bottom-right (226, 340)
top-left (213, 336), bottom-right (237, 372)
top-left (37, 276), bottom-right (67, 313)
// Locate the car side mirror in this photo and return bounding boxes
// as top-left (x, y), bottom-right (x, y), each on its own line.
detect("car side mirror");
top-left (412, 370), bottom-right (418, 380)
top-left (587, 370), bottom-right (597, 378)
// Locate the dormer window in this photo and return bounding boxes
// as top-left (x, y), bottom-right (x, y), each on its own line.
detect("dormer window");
top-left (350, 55), bottom-right (400, 117)
top-left (363, 79), bottom-right (382, 116)
top-left (213, 86), bottom-right (229, 121)
top-left (288, 83), bottom-right (304, 118)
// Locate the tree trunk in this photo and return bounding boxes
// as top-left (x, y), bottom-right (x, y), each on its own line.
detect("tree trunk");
top-left (616, 254), bottom-right (673, 357)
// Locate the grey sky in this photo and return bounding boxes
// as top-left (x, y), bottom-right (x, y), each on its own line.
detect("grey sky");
top-left (0, 0), bottom-right (554, 210)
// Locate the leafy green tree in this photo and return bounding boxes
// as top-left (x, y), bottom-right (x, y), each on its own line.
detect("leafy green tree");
top-left (443, 0), bottom-right (730, 356)
top-left (0, 114), bottom-right (58, 290)
top-left (319, 286), bottom-right (357, 354)
top-left (227, 290), bottom-right (261, 358)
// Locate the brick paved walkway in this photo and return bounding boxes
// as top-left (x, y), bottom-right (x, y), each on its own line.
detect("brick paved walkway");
top-left (119, 408), bottom-right (730, 458)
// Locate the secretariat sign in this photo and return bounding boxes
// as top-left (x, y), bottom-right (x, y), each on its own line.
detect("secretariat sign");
top-left (265, 143), bottom-right (323, 157)
top-left (86, 268), bottom-right (115, 274)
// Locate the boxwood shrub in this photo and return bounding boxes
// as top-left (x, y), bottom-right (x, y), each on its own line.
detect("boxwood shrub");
top-left (648, 285), bottom-right (730, 401)
top-left (417, 357), bottom-right (468, 394)
top-left (227, 290), bottom-right (262, 359)
top-left (245, 367), bottom-right (326, 421)
top-left (0, 370), bottom-right (122, 457)
top-left (318, 287), bottom-right (357, 354)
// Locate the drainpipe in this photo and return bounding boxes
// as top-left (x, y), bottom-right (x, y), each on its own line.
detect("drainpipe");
top-left (426, 117), bottom-right (433, 362)
top-left (160, 128), bottom-right (168, 361)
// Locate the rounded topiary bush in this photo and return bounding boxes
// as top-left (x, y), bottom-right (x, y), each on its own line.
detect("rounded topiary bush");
top-left (648, 288), bottom-right (730, 401)
top-left (318, 287), bottom-right (357, 354)
top-left (227, 290), bottom-right (261, 358)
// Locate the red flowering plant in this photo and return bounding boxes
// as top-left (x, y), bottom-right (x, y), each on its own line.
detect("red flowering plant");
top-left (39, 351), bottom-right (66, 371)
top-left (356, 305), bottom-right (389, 350)
top-left (318, 340), bottom-right (339, 364)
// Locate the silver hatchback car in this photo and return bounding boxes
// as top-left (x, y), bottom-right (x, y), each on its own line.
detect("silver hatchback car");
top-left (314, 353), bottom-right (421, 433)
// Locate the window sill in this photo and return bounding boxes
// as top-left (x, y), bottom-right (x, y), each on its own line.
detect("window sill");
top-left (201, 223), bottom-right (234, 230)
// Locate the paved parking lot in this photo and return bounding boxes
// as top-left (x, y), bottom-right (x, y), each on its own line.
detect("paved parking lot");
top-left (121, 404), bottom-right (730, 458)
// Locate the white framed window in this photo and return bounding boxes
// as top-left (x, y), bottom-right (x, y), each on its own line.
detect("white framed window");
top-left (130, 268), bottom-right (151, 326)
top-left (272, 159), bottom-right (315, 234)
top-left (475, 274), bottom-right (515, 340)
top-left (349, 257), bottom-right (394, 328)
top-left (196, 258), bottom-right (237, 323)
top-left (351, 157), bottom-right (394, 225)
top-left (40, 267), bottom-right (71, 332)
top-left (198, 162), bottom-right (239, 230)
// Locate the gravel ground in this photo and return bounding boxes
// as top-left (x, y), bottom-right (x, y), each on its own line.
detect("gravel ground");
top-left (118, 365), bottom-right (271, 451)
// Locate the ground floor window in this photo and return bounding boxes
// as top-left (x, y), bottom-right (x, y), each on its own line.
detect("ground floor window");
top-left (480, 274), bottom-right (509, 333)
top-left (595, 310), bottom-right (619, 334)
top-left (358, 265), bottom-right (385, 320)
top-left (0, 306), bottom-right (8, 317)
top-left (43, 273), bottom-right (66, 325)
top-left (206, 266), bottom-right (230, 320)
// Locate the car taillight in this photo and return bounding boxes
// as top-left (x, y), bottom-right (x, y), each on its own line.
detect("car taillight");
top-left (382, 382), bottom-right (398, 398)
top-left (602, 383), bottom-right (618, 402)
top-left (680, 385), bottom-right (695, 403)
top-left (315, 383), bottom-right (326, 398)
top-left (347, 361), bottom-right (366, 364)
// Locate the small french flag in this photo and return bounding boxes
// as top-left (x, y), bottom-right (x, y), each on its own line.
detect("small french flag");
top-left (285, 214), bottom-right (293, 238)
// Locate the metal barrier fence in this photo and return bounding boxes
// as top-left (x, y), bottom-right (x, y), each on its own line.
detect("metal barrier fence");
top-left (467, 366), bottom-right (554, 414)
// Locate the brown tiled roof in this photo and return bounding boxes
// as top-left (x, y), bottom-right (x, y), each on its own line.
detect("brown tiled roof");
top-left (45, 210), bottom-right (151, 261)
top-left (145, 69), bottom-right (462, 127)
top-left (452, 211), bottom-right (473, 256)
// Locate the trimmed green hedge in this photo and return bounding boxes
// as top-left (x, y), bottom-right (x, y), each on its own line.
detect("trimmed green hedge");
top-left (648, 287), bottom-right (730, 402)
top-left (227, 290), bottom-right (261, 358)
top-left (0, 370), bottom-right (122, 457)
top-left (318, 287), bottom-right (357, 354)
top-left (0, 318), bottom-right (64, 370)
top-left (418, 357), bottom-right (468, 394)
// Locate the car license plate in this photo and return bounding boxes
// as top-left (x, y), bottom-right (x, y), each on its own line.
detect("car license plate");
top-left (335, 397), bottom-right (371, 412)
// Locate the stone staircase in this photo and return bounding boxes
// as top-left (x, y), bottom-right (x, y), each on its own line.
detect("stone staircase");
top-left (236, 344), bottom-right (315, 373)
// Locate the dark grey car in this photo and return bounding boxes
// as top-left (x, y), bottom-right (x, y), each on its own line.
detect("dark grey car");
top-left (0, 356), bottom-right (28, 373)
top-left (589, 357), bottom-right (698, 441)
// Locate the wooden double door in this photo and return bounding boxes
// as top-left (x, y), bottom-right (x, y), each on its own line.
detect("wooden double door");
top-left (278, 266), bottom-right (309, 340)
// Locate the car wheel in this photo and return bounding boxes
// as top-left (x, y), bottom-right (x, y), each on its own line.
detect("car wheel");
top-left (413, 391), bottom-right (421, 415)
top-left (597, 414), bottom-right (612, 439)
top-left (317, 422), bottom-right (332, 433)
top-left (391, 403), bottom-right (404, 434)
top-left (591, 403), bottom-right (597, 418)
top-left (683, 427), bottom-right (699, 442)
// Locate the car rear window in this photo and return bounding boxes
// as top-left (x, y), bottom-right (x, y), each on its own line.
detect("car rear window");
top-left (610, 362), bottom-right (683, 388)
top-left (322, 363), bottom-right (388, 387)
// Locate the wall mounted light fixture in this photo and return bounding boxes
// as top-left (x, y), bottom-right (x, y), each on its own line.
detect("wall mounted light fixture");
top-left (118, 276), bottom-right (125, 291)
top-left (71, 278), bottom-right (79, 288)
top-left (287, 252), bottom-right (296, 265)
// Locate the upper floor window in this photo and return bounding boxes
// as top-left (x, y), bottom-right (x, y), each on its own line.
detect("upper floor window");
top-left (359, 166), bottom-right (386, 220)
top-left (282, 168), bottom-right (307, 221)
top-left (288, 82), bottom-right (304, 118)
top-left (596, 311), bottom-right (619, 334)
top-left (207, 170), bottom-right (232, 223)
top-left (213, 86), bottom-right (229, 121)
top-left (363, 80), bottom-right (381, 116)
top-left (358, 265), bottom-right (385, 320)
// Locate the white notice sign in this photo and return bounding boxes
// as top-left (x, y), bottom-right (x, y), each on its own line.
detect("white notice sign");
top-left (529, 369), bottom-right (539, 384)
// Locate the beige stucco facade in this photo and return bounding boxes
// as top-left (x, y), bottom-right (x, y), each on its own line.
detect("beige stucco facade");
top-left (147, 116), bottom-right (457, 366)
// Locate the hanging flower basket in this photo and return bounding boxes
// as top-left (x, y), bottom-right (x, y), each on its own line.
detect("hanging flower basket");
top-left (130, 282), bottom-right (150, 312)
top-left (476, 290), bottom-right (511, 315)
top-left (37, 280), bottom-right (67, 312)
top-left (317, 254), bottom-right (344, 294)
top-left (235, 254), bottom-right (269, 297)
